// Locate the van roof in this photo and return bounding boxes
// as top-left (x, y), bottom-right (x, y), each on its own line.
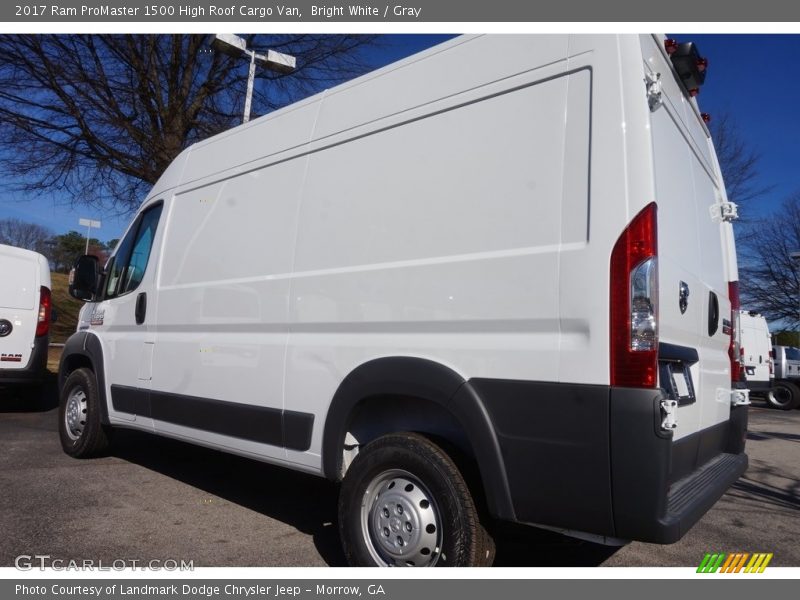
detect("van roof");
top-left (191, 35), bottom-right (474, 153)
top-left (147, 34), bottom-right (702, 203)
top-left (0, 243), bottom-right (48, 264)
top-left (148, 35), bottom-right (476, 200)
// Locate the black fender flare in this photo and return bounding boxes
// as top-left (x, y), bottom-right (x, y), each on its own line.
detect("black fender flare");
top-left (59, 331), bottom-right (110, 425)
top-left (321, 356), bottom-right (516, 521)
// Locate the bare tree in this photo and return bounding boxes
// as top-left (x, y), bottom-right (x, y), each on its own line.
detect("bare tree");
top-left (738, 192), bottom-right (800, 329)
top-left (710, 112), bottom-right (771, 218)
top-left (0, 34), bottom-right (376, 214)
top-left (0, 218), bottom-right (53, 254)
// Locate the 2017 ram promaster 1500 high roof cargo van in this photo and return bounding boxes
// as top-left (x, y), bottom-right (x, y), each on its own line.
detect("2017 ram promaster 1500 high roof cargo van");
top-left (60, 34), bottom-right (748, 567)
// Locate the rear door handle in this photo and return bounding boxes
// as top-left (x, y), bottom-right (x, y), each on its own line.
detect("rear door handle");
top-left (135, 292), bottom-right (147, 325)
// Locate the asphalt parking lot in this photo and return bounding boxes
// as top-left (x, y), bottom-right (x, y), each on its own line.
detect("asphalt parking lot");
top-left (1, 377), bottom-right (798, 568)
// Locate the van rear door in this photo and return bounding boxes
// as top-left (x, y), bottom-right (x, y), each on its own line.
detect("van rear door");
top-left (0, 245), bottom-right (40, 370)
top-left (641, 35), bottom-right (732, 441)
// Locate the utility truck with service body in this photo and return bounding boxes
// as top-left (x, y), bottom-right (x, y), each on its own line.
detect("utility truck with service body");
top-left (60, 34), bottom-right (748, 566)
top-left (769, 345), bottom-right (800, 410)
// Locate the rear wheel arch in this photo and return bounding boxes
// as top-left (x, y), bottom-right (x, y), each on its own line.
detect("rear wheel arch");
top-left (321, 357), bottom-right (516, 521)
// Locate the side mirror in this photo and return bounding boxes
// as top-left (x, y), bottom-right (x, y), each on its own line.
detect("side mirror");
top-left (69, 255), bottom-right (100, 301)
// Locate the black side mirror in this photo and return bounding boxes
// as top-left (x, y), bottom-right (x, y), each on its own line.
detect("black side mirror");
top-left (69, 255), bottom-right (100, 301)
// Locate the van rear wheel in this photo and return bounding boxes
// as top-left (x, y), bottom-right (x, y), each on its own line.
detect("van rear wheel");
top-left (338, 432), bottom-right (494, 567)
top-left (766, 381), bottom-right (800, 411)
top-left (59, 368), bottom-right (111, 457)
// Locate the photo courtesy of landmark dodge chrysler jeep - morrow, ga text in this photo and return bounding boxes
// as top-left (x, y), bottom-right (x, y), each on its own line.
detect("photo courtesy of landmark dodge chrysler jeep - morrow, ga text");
top-left (60, 34), bottom-right (749, 567)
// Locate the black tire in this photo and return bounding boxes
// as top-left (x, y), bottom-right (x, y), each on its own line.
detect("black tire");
top-left (766, 381), bottom-right (800, 411)
top-left (58, 368), bottom-right (111, 457)
top-left (338, 432), bottom-right (494, 567)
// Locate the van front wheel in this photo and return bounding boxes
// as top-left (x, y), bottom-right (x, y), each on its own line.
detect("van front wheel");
top-left (338, 432), bottom-right (494, 567)
top-left (766, 381), bottom-right (800, 411)
top-left (59, 368), bottom-right (111, 457)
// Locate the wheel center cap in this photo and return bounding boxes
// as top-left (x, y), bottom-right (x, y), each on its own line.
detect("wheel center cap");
top-left (390, 517), bottom-right (401, 532)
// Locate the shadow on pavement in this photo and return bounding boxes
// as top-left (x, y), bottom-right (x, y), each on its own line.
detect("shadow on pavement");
top-left (0, 371), bottom-right (59, 413)
top-left (489, 522), bottom-right (621, 567)
top-left (109, 428), bottom-right (621, 567)
top-left (109, 428), bottom-right (347, 566)
top-left (748, 430), bottom-right (800, 443)
top-left (728, 473), bottom-right (800, 513)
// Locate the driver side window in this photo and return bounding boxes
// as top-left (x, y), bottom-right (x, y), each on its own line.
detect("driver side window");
top-left (105, 203), bottom-right (164, 299)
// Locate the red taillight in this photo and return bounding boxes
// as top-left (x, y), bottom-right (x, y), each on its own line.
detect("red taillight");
top-left (664, 39), bottom-right (679, 54)
top-left (36, 286), bottom-right (51, 337)
top-left (610, 203), bottom-right (659, 388)
top-left (728, 281), bottom-right (741, 382)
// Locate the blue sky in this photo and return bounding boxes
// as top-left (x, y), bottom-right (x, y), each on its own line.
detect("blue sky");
top-left (689, 34), bottom-right (800, 219)
top-left (0, 33), bottom-right (796, 241)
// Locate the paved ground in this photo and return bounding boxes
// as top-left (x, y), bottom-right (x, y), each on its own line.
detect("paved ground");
top-left (1, 377), bottom-right (798, 568)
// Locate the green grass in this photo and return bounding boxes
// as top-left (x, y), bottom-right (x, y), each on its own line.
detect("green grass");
top-left (50, 272), bottom-right (83, 344)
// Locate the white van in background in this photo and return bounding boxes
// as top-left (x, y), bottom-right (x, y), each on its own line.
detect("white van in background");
top-left (0, 244), bottom-right (52, 391)
top-left (738, 310), bottom-right (772, 394)
top-left (736, 310), bottom-right (800, 410)
top-left (59, 35), bottom-right (748, 566)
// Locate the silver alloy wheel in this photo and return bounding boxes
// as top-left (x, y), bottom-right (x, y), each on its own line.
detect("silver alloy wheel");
top-left (360, 469), bottom-right (443, 567)
top-left (64, 387), bottom-right (88, 441)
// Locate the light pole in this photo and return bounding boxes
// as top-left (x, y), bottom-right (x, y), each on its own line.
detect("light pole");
top-left (78, 218), bottom-right (101, 254)
top-left (212, 34), bottom-right (296, 124)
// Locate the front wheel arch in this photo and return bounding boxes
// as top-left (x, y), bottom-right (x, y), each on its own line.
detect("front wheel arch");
top-left (59, 367), bottom-right (112, 457)
top-left (59, 332), bottom-right (110, 425)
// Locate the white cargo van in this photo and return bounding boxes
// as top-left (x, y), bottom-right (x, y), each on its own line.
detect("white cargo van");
top-left (738, 310), bottom-right (800, 410)
top-left (59, 35), bottom-right (748, 567)
top-left (0, 244), bottom-right (52, 390)
top-left (736, 309), bottom-right (800, 410)
top-left (736, 310), bottom-right (775, 397)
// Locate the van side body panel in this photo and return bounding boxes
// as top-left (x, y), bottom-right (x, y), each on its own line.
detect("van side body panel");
top-left (287, 36), bottom-right (598, 469)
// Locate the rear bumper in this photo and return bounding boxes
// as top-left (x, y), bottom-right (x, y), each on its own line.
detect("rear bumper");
top-left (609, 387), bottom-right (748, 543)
top-left (470, 380), bottom-right (748, 544)
top-left (0, 335), bottom-right (48, 385)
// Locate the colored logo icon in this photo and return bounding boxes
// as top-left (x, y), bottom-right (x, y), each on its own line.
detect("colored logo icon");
top-left (697, 552), bottom-right (773, 573)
